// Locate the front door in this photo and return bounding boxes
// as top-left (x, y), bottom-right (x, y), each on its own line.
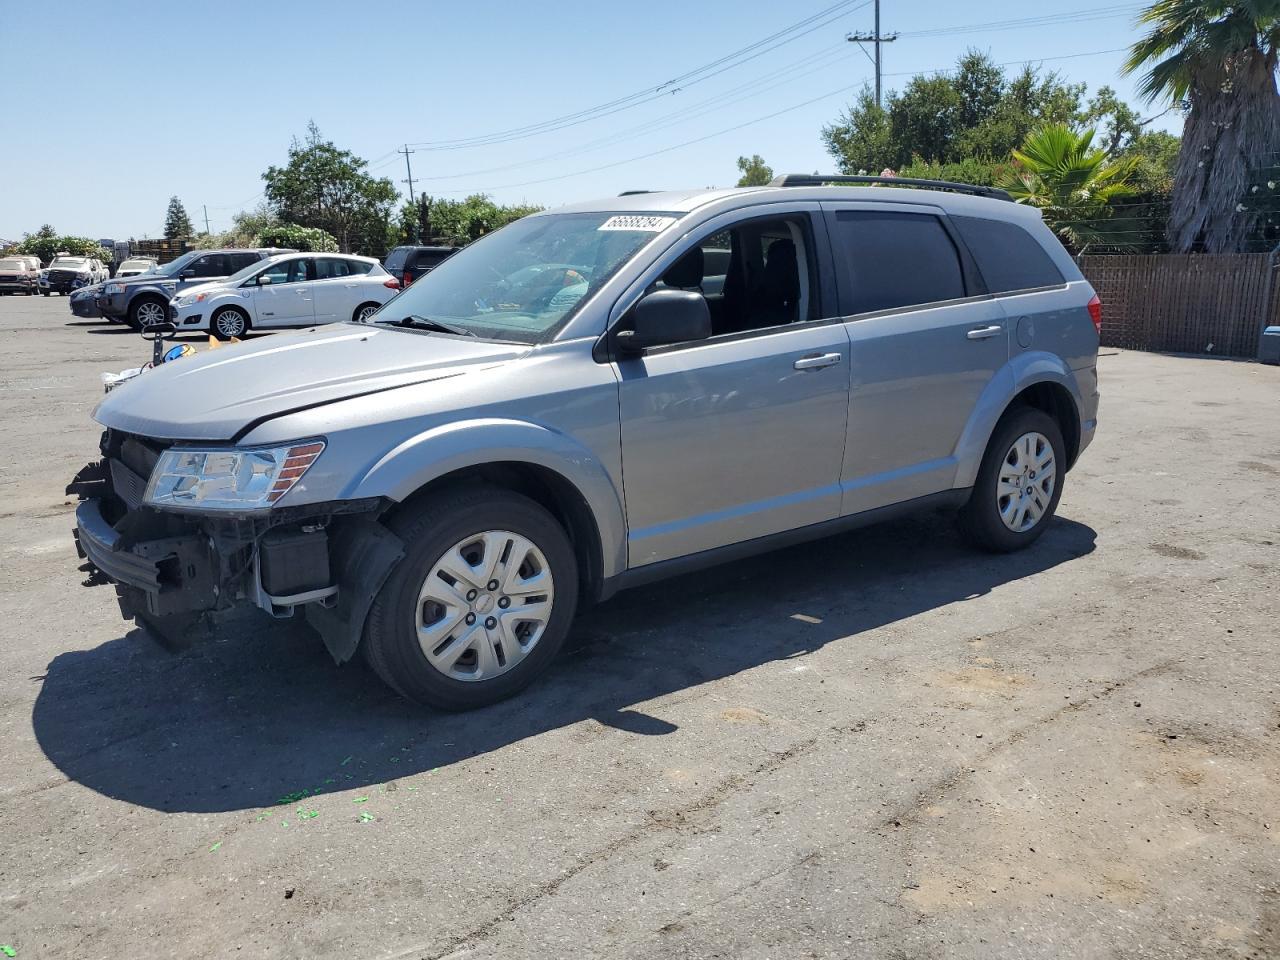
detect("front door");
top-left (616, 211), bottom-right (850, 567)
top-left (251, 257), bottom-right (315, 327)
top-left (822, 204), bottom-right (1010, 515)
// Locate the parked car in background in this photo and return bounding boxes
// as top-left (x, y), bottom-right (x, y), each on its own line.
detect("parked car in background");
top-left (114, 257), bottom-right (158, 279)
top-left (383, 245), bottom-right (460, 289)
top-left (0, 256), bottom-right (39, 294)
top-left (41, 256), bottom-right (98, 295)
top-left (70, 175), bottom-right (1100, 710)
top-left (96, 248), bottom-right (293, 329)
top-left (169, 253), bottom-right (399, 339)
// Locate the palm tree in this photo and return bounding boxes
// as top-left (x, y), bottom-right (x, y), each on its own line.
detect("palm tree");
top-left (1124, 1), bottom-right (1280, 252)
top-left (996, 124), bottom-right (1138, 251)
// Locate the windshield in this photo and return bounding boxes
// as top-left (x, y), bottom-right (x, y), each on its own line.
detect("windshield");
top-left (119, 259), bottom-right (154, 273)
top-left (153, 251), bottom-right (200, 278)
top-left (224, 258), bottom-right (273, 286)
top-left (51, 258), bottom-right (88, 269)
top-left (370, 212), bottom-right (677, 343)
top-left (0, 259), bottom-right (24, 270)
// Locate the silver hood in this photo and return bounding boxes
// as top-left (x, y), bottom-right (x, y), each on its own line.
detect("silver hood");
top-left (93, 324), bottom-right (527, 441)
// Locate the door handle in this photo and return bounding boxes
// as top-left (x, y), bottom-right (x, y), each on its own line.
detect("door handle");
top-left (967, 325), bottom-right (1004, 340)
top-left (794, 353), bottom-right (842, 371)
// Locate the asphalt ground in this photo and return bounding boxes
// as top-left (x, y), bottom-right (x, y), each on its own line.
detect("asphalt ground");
top-left (1, 293), bottom-right (1277, 959)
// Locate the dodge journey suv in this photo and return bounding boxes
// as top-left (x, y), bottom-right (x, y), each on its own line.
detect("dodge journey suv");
top-left (69, 175), bottom-right (1100, 710)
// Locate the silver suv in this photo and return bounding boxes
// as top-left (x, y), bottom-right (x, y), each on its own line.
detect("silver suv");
top-left (69, 175), bottom-right (1100, 710)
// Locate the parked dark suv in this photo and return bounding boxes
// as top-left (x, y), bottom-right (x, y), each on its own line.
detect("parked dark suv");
top-left (383, 245), bottom-right (460, 289)
top-left (96, 248), bottom-right (292, 329)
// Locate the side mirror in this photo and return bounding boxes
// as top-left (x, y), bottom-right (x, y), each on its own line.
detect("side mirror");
top-left (615, 289), bottom-right (711, 353)
top-left (180, 268), bottom-right (195, 279)
top-left (257, 275), bottom-right (273, 285)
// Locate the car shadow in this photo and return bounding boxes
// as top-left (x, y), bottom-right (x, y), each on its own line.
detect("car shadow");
top-left (32, 512), bottom-right (1096, 813)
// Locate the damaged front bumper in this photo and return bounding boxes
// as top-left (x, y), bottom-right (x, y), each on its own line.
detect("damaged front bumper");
top-left (68, 447), bottom-right (404, 663)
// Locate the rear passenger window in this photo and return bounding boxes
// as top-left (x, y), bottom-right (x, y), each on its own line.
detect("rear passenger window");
top-left (314, 258), bottom-right (353, 279)
top-left (951, 216), bottom-right (1064, 293)
top-left (191, 254), bottom-right (228, 277)
top-left (829, 211), bottom-right (965, 315)
top-left (229, 253), bottom-right (259, 272)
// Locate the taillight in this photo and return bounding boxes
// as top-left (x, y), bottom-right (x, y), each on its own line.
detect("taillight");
top-left (1087, 294), bottom-right (1102, 336)
top-left (402, 270), bottom-right (413, 287)
top-left (384, 277), bottom-right (401, 290)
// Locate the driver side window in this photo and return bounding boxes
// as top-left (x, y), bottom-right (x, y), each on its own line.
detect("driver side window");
top-left (259, 258), bottom-right (310, 285)
top-left (655, 215), bottom-right (817, 339)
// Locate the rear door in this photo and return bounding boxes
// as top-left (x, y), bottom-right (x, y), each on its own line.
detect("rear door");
top-left (309, 257), bottom-right (361, 324)
top-left (821, 202), bottom-right (1009, 515)
top-left (176, 253), bottom-right (230, 292)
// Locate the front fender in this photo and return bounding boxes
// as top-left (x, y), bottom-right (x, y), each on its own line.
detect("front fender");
top-left (348, 417), bottom-right (628, 580)
top-left (952, 352), bottom-right (1083, 488)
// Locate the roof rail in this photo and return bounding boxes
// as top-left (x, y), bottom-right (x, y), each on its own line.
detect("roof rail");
top-left (618, 190), bottom-right (656, 196)
top-left (769, 173), bottom-right (1013, 202)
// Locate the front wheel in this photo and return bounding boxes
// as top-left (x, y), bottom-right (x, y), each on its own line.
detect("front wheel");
top-left (958, 406), bottom-right (1066, 552)
top-left (128, 296), bottom-right (168, 331)
top-left (211, 306), bottom-right (250, 340)
top-left (362, 487), bottom-right (579, 710)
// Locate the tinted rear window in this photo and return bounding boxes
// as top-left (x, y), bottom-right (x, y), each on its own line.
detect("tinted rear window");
top-left (829, 211), bottom-right (966, 315)
top-left (952, 216), bottom-right (1064, 293)
top-left (383, 248), bottom-right (409, 273)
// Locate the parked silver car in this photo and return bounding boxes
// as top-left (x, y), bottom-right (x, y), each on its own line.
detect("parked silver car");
top-left (70, 175), bottom-right (1100, 710)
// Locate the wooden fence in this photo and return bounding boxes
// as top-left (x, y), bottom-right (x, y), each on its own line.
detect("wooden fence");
top-left (1078, 254), bottom-right (1276, 359)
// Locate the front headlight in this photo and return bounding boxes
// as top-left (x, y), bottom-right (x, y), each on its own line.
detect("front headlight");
top-left (175, 291), bottom-right (209, 307)
top-left (144, 441), bottom-right (325, 511)
top-left (104, 282), bottom-right (123, 294)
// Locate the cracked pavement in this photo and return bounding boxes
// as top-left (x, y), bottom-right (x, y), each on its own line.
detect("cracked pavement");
top-left (1, 297), bottom-right (1278, 959)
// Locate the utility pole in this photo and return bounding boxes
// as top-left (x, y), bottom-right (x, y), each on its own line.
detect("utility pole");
top-left (398, 145), bottom-right (417, 204)
top-left (202, 204), bottom-right (211, 234)
top-left (847, 0), bottom-right (898, 109)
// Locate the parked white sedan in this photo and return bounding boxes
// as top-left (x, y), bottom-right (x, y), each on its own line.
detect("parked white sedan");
top-left (169, 253), bottom-right (400, 339)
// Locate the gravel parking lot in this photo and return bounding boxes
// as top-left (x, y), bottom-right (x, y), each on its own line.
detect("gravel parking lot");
top-left (1, 295), bottom-right (1277, 959)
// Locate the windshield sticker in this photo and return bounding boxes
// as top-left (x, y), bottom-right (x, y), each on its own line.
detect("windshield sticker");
top-left (598, 215), bottom-right (677, 233)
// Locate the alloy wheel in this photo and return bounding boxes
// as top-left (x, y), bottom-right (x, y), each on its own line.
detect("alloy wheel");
top-left (997, 431), bottom-right (1056, 532)
top-left (136, 301), bottom-right (166, 328)
top-left (216, 310), bottom-right (246, 338)
top-left (415, 530), bottom-right (554, 682)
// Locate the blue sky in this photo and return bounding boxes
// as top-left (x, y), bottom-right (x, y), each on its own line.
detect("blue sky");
top-left (1, 0), bottom-right (1175, 241)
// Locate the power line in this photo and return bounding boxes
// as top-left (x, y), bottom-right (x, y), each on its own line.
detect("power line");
top-left (415, 45), bottom-right (857, 184)
top-left (397, 0), bottom-right (872, 152)
top-left (896, 5), bottom-right (1145, 40)
top-left (443, 75), bottom-right (870, 195)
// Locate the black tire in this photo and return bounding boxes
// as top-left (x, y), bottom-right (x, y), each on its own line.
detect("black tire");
top-left (363, 486), bottom-right (579, 711)
top-left (958, 406), bottom-right (1066, 553)
top-left (211, 306), bottom-right (250, 340)
top-left (352, 301), bottom-right (381, 323)
top-left (128, 295), bottom-right (168, 332)
top-left (41, 291), bottom-right (49, 297)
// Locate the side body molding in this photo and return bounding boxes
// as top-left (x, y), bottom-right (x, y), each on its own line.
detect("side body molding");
top-left (951, 351), bottom-right (1084, 489)
top-left (347, 417), bottom-right (629, 581)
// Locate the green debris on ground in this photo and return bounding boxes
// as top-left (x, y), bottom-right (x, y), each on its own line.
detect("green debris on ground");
top-left (209, 842), bottom-right (222, 853)
top-left (359, 811), bottom-right (375, 823)
top-left (353, 796), bottom-right (369, 804)
top-left (2, 944), bottom-right (17, 956)
top-left (277, 790), bottom-right (308, 805)
top-left (296, 808), bottom-right (319, 820)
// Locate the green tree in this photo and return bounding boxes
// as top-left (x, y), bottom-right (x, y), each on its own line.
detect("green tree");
top-left (1125, 0), bottom-right (1280, 252)
top-left (735, 155), bottom-right (774, 186)
top-left (262, 122), bottom-right (398, 253)
top-left (14, 226), bottom-right (106, 265)
top-left (163, 196), bottom-right (194, 239)
top-left (997, 125), bottom-right (1138, 251)
top-left (821, 88), bottom-right (893, 174)
top-left (257, 224), bottom-right (339, 252)
top-left (419, 194), bottom-right (541, 246)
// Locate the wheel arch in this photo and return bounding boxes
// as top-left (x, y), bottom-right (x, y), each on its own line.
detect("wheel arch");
top-left (954, 354), bottom-right (1084, 488)
top-left (352, 418), bottom-right (627, 601)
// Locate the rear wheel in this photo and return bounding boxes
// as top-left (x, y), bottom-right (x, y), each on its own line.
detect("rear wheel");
top-left (352, 301), bottom-right (381, 323)
top-left (128, 296), bottom-right (168, 331)
top-left (211, 306), bottom-right (250, 340)
top-left (363, 486), bottom-right (578, 710)
top-left (958, 406), bottom-right (1065, 552)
